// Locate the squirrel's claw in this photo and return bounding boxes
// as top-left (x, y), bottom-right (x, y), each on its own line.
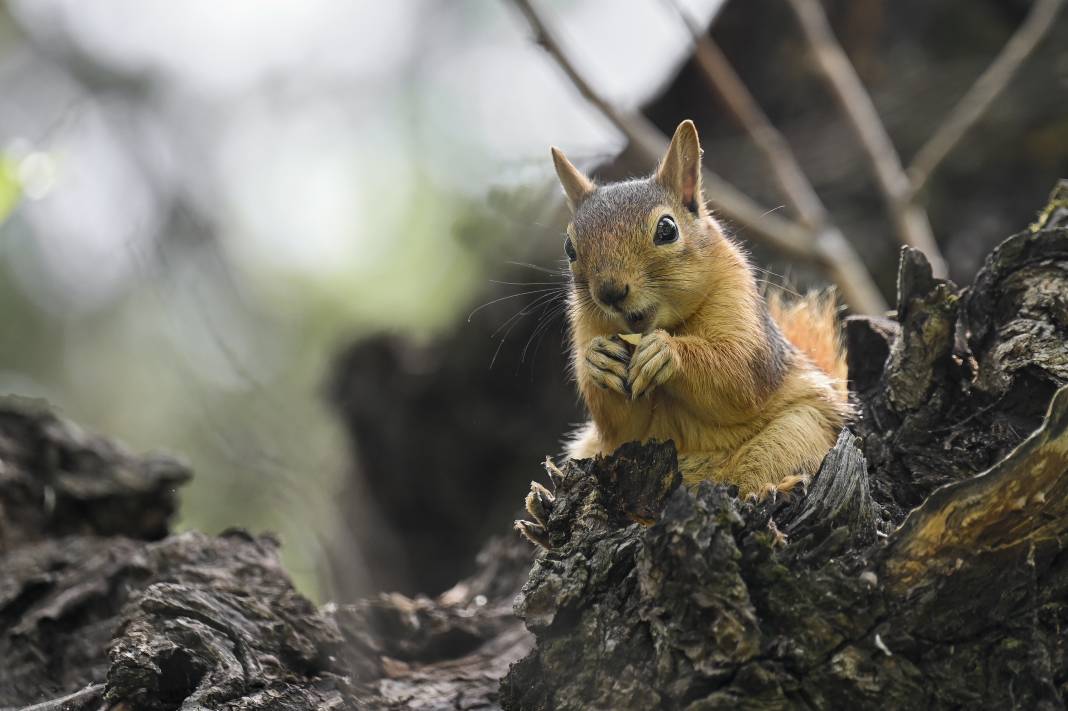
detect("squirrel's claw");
top-left (767, 518), bottom-right (789, 547)
top-left (517, 468), bottom-right (559, 549)
top-left (748, 474), bottom-right (810, 504)
top-left (542, 456), bottom-right (564, 487)
top-left (515, 519), bottom-right (552, 549)
top-left (628, 330), bottom-right (679, 399)
top-left (525, 480), bottom-right (555, 526)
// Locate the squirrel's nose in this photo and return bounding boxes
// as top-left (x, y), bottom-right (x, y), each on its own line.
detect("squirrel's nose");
top-left (596, 281), bottom-right (629, 307)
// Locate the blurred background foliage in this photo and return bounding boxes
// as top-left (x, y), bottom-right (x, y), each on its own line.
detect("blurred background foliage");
top-left (0, 0), bottom-right (1064, 601)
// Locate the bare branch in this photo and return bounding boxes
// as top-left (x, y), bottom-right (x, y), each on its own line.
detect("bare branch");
top-left (669, 1), bottom-right (826, 228)
top-left (4, 684), bottom-right (104, 711)
top-left (813, 227), bottom-right (886, 315)
top-left (785, 0), bottom-right (947, 277)
top-left (511, 0), bottom-right (887, 313)
top-left (907, 0), bottom-right (1065, 200)
top-left (668, 1), bottom-right (886, 313)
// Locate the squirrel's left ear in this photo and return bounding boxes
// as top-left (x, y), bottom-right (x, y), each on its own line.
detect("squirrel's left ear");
top-left (551, 146), bottom-right (595, 214)
top-left (656, 120), bottom-right (703, 214)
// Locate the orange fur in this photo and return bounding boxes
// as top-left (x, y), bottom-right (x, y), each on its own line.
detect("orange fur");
top-left (766, 290), bottom-right (848, 395)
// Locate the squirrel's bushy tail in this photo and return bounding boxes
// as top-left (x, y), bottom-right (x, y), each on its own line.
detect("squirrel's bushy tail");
top-left (767, 290), bottom-right (847, 394)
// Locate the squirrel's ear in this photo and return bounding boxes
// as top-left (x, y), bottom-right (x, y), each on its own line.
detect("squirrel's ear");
top-left (551, 147), bottom-right (595, 213)
top-left (656, 120), bottom-right (703, 213)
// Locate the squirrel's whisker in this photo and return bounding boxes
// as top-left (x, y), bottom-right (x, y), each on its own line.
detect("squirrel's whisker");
top-left (756, 278), bottom-right (804, 300)
top-left (491, 297), bottom-right (558, 370)
top-left (467, 287), bottom-right (563, 322)
top-left (487, 290), bottom-right (568, 369)
top-left (490, 291), bottom-right (564, 340)
top-left (521, 301), bottom-right (568, 367)
top-left (505, 260), bottom-right (569, 277)
top-left (523, 314), bottom-right (568, 378)
top-left (489, 279), bottom-right (569, 286)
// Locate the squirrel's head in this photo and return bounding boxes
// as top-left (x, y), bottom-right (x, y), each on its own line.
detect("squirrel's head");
top-left (551, 120), bottom-right (726, 334)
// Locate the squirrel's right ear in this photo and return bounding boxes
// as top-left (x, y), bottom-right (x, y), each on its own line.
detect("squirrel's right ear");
top-left (656, 120), bottom-right (704, 214)
top-left (551, 147), bottom-right (595, 213)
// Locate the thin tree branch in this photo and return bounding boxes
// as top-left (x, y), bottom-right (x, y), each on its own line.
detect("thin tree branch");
top-left (669, 0), bottom-right (826, 228)
top-left (511, 0), bottom-right (887, 313)
top-left (3, 684), bottom-right (105, 711)
top-left (784, 0), bottom-right (947, 277)
top-left (907, 0), bottom-right (1065, 200)
top-left (668, 0), bottom-right (885, 312)
top-left (813, 227), bottom-right (886, 314)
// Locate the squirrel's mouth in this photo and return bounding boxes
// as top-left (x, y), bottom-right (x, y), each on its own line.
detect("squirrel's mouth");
top-left (623, 307), bottom-right (655, 333)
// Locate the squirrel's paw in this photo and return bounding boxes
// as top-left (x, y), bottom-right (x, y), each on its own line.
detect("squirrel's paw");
top-left (515, 519), bottom-right (551, 548)
top-left (749, 474), bottom-right (809, 503)
top-left (628, 329), bottom-right (679, 399)
top-left (584, 336), bottom-right (631, 397)
top-left (524, 480), bottom-right (555, 526)
top-left (515, 460), bottom-right (560, 549)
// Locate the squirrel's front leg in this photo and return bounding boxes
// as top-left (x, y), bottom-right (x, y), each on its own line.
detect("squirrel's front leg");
top-left (631, 331), bottom-right (763, 410)
top-left (628, 329), bottom-right (680, 399)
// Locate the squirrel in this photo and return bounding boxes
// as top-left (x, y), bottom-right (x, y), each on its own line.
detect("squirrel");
top-left (517, 120), bottom-right (850, 545)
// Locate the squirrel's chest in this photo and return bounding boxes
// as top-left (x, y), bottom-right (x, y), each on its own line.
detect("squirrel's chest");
top-left (603, 394), bottom-right (760, 453)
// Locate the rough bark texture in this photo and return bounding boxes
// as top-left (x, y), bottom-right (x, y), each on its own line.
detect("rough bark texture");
top-left (1, 184), bottom-right (1067, 709)
top-left (852, 182), bottom-right (1068, 521)
top-left (501, 389), bottom-right (1068, 709)
top-left (0, 396), bottom-right (190, 549)
top-left (0, 391), bottom-right (534, 709)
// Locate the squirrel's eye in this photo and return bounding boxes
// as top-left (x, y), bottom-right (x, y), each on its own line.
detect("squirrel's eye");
top-left (564, 236), bottom-right (577, 262)
top-left (654, 215), bottom-right (678, 245)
